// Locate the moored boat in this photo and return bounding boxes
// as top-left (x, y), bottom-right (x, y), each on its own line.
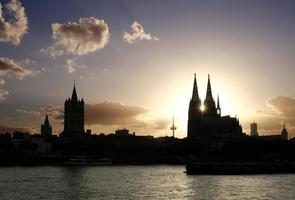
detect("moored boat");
top-left (186, 161), bottom-right (295, 175)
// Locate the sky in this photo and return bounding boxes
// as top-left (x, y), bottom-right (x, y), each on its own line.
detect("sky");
top-left (1, 0), bottom-right (295, 138)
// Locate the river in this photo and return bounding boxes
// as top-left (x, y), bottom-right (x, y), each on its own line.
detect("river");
top-left (0, 166), bottom-right (294, 199)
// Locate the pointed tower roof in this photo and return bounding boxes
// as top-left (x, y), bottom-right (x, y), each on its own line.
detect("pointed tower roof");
top-left (71, 82), bottom-right (78, 102)
top-left (44, 115), bottom-right (50, 126)
top-left (217, 94), bottom-right (220, 109)
top-left (191, 73), bottom-right (200, 101)
top-left (205, 74), bottom-right (213, 100)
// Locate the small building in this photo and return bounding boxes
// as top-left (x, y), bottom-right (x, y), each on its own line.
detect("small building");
top-left (115, 129), bottom-right (130, 136)
top-left (260, 125), bottom-right (289, 141)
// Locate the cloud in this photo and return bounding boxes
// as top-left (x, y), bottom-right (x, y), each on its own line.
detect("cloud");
top-left (243, 96), bottom-right (295, 137)
top-left (0, 57), bottom-right (33, 79)
top-left (0, 79), bottom-right (5, 85)
top-left (0, 89), bottom-right (9, 101)
top-left (41, 105), bottom-right (63, 121)
top-left (0, 0), bottom-right (28, 45)
top-left (123, 21), bottom-right (159, 44)
top-left (65, 59), bottom-right (76, 73)
top-left (266, 96), bottom-right (295, 127)
top-left (52, 17), bottom-right (110, 55)
top-left (16, 105), bottom-right (64, 122)
top-left (10, 101), bottom-right (170, 136)
top-left (85, 101), bottom-right (148, 125)
top-left (0, 124), bottom-right (29, 133)
top-left (39, 45), bottom-right (64, 59)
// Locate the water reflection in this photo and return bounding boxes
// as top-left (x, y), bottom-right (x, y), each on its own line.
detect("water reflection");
top-left (0, 166), bottom-right (295, 200)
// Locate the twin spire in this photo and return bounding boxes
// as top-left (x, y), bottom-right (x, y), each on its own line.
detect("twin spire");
top-left (191, 74), bottom-right (215, 102)
top-left (205, 74), bottom-right (213, 101)
top-left (192, 73), bottom-right (200, 101)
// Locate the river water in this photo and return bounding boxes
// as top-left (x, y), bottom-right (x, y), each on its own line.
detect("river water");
top-left (0, 166), bottom-right (294, 200)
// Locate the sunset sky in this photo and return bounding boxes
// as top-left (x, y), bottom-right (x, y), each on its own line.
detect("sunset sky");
top-left (1, 0), bottom-right (295, 138)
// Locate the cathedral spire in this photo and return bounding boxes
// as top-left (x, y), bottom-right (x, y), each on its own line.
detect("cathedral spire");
top-left (205, 74), bottom-right (213, 101)
top-left (71, 82), bottom-right (78, 102)
top-left (43, 114), bottom-right (50, 127)
top-left (217, 94), bottom-right (221, 117)
top-left (191, 73), bottom-right (200, 101)
top-left (217, 94), bottom-right (220, 109)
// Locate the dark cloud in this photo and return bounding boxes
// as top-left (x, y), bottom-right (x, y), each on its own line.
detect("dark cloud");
top-left (52, 17), bottom-right (110, 55)
top-left (85, 101), bottom-right (148, 125)
top-left (123, 21), bottom-right (159, 44)
top-left (0, 0), bottom-right (28, 45)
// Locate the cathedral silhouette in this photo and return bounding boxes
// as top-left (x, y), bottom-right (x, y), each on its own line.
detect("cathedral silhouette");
top-left (187, 74), bottom-right (242, 139)
top-left (60, 84), bottom-right (85, 137)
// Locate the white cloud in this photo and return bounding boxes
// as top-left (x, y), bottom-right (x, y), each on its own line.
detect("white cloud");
top-left (0, 79), bottom-right (5, 85)
top-left (39, 44), bottom-right (64, 59)
top-left (0, 0), bottom-right (28, 45)
top-left (52, 17), bottom-right (110, 55)
top-left (0, 57), bottom-right (33, 79)
top-left (123, 21), bottom-right (159, 44)
top-left (0, 89), bottom-right (9, 101)
top-left (65, 59), bottom-right (76, 73)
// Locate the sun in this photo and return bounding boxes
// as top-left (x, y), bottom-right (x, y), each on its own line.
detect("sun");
top-left (200, 104), bottom-right (205, 112)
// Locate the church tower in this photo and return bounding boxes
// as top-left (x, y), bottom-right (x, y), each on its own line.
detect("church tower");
top-left (217, 94), bottom-right (221, 117)
top-left (187, 74), bottom-right (202, 138)
top-left (187, 73), bottom-right (243, 139)
top-left (62, 83), bottom-right (85, 137)
top-left (281, 124), bottom-right (288, 140)
top-left (203, 74), bottom-right (217, 117)
top-left (41, 115), bottom-right (52, 138)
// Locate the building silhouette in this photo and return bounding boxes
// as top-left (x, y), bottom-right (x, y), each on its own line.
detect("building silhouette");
top-left (250, 122), bottom-right (258, 136)
top-left (281, 125), bottom-right (288, 140)
top-left (187, 74), bottom-right (242, 139)
top-left (41, 115), bottom-right (52, 138)
top-left (60, 83), bottom-right (85, 137)
top-left (259, 124), bottom-right (288, 140)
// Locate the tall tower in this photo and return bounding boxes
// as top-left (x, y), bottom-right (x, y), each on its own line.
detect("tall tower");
top-left (203, 74), bottom-right (217, 117)
top-left (187, 74), bottom-right (202, 138)
top-left (41, 115), bottom-right (52, 138)
top-left (62, 83), bottom-right (85, 136)
top-left (216, 94), bottom-right (221, 117)
top-left (281, 124), bottom-right (288, 140)
top-left (250, 122), bottom-right (258, 136)
top-left (170, 116), bottom-right (177, 138)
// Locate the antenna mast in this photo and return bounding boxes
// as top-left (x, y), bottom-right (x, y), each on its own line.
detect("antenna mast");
top-left (170, 116), bottom-right (177, 138)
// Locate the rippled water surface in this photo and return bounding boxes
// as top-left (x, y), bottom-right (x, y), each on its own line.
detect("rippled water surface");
top-left (0, 166), bottom-right (295, 199)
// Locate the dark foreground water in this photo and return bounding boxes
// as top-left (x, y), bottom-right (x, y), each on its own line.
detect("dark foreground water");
top-left (0, 166), bottom-right (295, 200)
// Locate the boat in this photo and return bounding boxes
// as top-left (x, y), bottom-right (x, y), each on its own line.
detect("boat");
top-left (63, 156), bottom-right (112, 166)
top-left (186, 161), bottom-right (295, 175)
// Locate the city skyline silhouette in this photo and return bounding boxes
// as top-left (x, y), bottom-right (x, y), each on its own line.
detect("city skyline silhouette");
top-left (0, 0), bottom-right (295, 138)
